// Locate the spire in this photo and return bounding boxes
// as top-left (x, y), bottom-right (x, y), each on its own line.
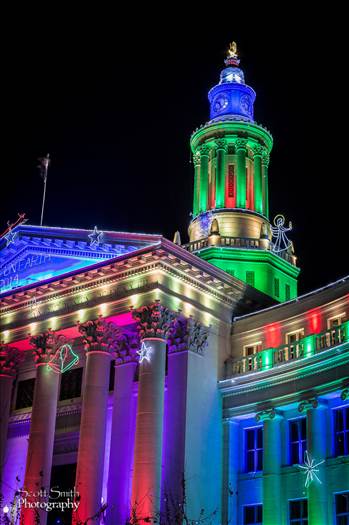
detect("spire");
top-left (208, 41), bottom-right (255, 122)
top-left (173, 230), bottom-right (181, 245)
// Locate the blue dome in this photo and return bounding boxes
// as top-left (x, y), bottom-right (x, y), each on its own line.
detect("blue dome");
top-left (208, 65), bottom-right (256, 122)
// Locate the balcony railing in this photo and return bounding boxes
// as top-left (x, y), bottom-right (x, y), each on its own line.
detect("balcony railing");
top-left (182, 236), bottom-right (297, 265)
top-left (225, 321), bottom-right (349, 378)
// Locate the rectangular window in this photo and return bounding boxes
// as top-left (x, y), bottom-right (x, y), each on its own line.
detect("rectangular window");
top-left (59, 368), bottom-right (83, 401)
top-left (285, 283), bottom-right (291, 301)
top-left (228, 164), bottom-right (235, 197)
top-left (289, 499), bottom-right (308, 524)
top-left (335, 493), bottom-right (349, 524)
top-left (243, 342), bottom-right (262, 371)
top-left (289, 418), bottom-right (307, 465)
top-left (334, 407), bottom-right (349, 457)
top-left (109, 360), bottom-right (115, 391)
top-left (245, 427), bottom-right (263, 472)
top-left (286, 330), bottom-right (305, 360)
top-left (246, 271), bottom-right (255, 287)
top-left (243, 504), bottom-right (262, 524)
top-left (274, 278), bottom-right (280, 297)
top-left (15, 378), bottom-right (35, 409)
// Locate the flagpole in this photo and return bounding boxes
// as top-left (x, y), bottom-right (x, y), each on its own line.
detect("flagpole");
top-left (39, 154), bottom-right (50, 226)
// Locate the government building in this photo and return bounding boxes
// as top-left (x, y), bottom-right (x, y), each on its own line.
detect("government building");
top-left (0, 44), bottom-right (348, 525)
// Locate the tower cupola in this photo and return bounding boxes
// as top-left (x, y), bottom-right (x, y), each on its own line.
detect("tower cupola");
top-left (184, 43), bottom-right (300, 302)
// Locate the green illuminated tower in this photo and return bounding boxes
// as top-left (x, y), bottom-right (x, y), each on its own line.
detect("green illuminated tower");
top-left (187, 43), bottom-right (300, 302)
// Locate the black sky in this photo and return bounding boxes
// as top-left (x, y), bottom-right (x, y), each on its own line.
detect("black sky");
top-left (4, 9), bottom-right (348, 295)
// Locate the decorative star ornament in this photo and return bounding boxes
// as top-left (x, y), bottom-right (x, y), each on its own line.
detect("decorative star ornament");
top-left (137, 341), bottom-right (153, 363)
top-left (88, 226), bottom-right (104, 248)
top-left (4, 229), bottom-right (18, 247)
top-left (297, 450), bottom-right (325, 488)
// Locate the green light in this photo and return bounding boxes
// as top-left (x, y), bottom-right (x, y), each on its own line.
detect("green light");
top-left (303, 335), bottom-right (315, 358)
top-left (262, 348), bottom-right (273, 370)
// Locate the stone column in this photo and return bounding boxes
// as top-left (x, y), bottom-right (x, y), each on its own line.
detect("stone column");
top-left (106, 331), bottom-right (139, 525)
top-left (252, 144), bottom-right (263, 215)
top-left (131, 301), bottom-right (175, 523)
top-left (0, 345), bottom-right (22, 489)
top-left (262, 152), bottom-right (270, 218)
top-left (193, 151), bottom-right (201, 217)
top-left (256, 408), bottom-right (282, 525)
top-left (215, 139), bottom-right (227, 208)
top-left (235, 138), bottom-right (248, 209)
top-left (299, 398), bottom-right (328, 525)
top-left (73, 318), bottom-right (118, 525)
top-left (163, 316), bottom-right (209, 511)
top-left (222, 419), bottom-right (239, 525)
top-left (199, 144), bottom-right (210, 213)
top-left (21, 331), bottom-right (61, 525)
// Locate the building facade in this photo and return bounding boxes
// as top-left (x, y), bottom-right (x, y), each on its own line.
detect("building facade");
top-left (0, 44), bottom-right (348, 525)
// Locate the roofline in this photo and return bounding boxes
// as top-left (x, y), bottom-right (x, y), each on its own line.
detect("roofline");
top-left (233, 274), bottom-right (349, 322)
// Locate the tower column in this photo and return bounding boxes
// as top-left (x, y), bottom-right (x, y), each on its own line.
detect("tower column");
top-left (262, 152), bottom-right (270, 218)
top-left (106, 332), bottom-right (138, 525)
top-left (215, 139), bottom-right (227, 208)
top-left (21, 331), bottom-right (61, 525)
top-left (193, 152), bottom-right (201, 217)
top-left (256, 408), bottom-right (282, 525)
top-left (252, 144), bottom-right (263, 214)
top-left (73, 318), bottom-right (117, 525)
top-left (235, 138), bottom-right (248, 208)
top-left (0, 345), bottom-right (22, 489)
top-left (131, 302), bottom-right (175, 523)
top-left (299, 399), bottom-right (328, 525)
top-left (199, 144), bottom-right (210, 213)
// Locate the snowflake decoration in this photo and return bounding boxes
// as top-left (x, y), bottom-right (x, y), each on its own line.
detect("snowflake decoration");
top-left (88, 226), bottom-right (104, 248)
top-left (137, 341), bottom-right (153, 363)
top-left (297, 450), bottom-right (325, 488)
top-left (4, 229), bottom-right (18, 247)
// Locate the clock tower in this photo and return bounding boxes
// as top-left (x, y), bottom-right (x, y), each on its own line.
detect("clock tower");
top-left (186, 43), bottom-right (300, 302)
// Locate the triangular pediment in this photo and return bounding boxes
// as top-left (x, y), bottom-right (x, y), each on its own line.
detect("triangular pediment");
top-left (0, 225), bottom-right (161, 295)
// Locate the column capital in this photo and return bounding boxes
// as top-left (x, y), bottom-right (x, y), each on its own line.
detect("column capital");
top-left (78, 317), bottom-right (120, 353)
top-left (256, 408), bottom-right (282, 422)
top-left (114, 330), bottom-right (140, 365)
top-left (29, 329), bottom-right (62, 365)
top-left (215, 138), bottom-right (228, 151)
top-left (252, 143), bottom-right (264, 156)
top-left (132, 300), bottom-right (176, 340)
top-left (168, 315), bottom-right (209, 356)
top-left (298, 398), bottom-right (319, 413)
top-left (262, 151), bottom-right (270, 167)
top-left (0, 344), bottom-right (23, 376)
top-left (193, 151), bottom-right (201, 167)
top-left (199, 143), bottom-right (210, 156)
top-left (235, 138), bottom-right (248, 151)
top-left (341, 388), bottom-right (349, 401)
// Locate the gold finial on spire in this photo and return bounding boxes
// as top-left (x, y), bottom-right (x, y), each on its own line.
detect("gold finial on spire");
top-left (227, 41), bottom-right (238, 59)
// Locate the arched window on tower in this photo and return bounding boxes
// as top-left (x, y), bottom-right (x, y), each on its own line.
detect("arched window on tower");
top-left (225, 163), bottom-right (236, 207)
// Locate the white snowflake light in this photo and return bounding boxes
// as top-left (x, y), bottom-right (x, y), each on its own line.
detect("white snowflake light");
top-left (297, 450), bottom-right (325, 488)
top-left (137, 341), bottom-right (153, 363)
top-left (88, 226), bottom-right (104, 248)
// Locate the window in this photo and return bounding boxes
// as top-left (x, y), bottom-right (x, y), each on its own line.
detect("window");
top-left (243, 343), bottom-right (262, 371)
top-left (228, 164), bottom-right (235, 197)
top-left (109, 360), bottom-right (115, 391)
top-left (246, 271), bottom-right (255, 287)
top-left (335, 493), bottom-right (349, 525)
top-left (286, 330), bottom-right (304, 360)
top-left (289, 418), bottom-right (307, 464)
top-left (289, 499), bottom-right (308, 524)
top-left (243, 504), bottom-right (262, 524)
top-left (15, 378), bottom-right (35, 409)
top-left (245, 427), bottom-right (263, 472)
top-left (274, 278), bottom-right (280, 297)
top-left (285, 284), bottom-right (291, 301)
top-left (59, 368), bottom-right (83, 401)
top-left (334, 407), bottom-right (349, 457)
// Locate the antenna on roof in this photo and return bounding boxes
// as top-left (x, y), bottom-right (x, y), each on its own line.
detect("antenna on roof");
top-left (38, 154), bottom-right (50, 226)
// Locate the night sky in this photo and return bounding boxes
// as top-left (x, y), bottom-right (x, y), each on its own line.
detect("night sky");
top-left (4, 11), bottom-right (347, 296)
